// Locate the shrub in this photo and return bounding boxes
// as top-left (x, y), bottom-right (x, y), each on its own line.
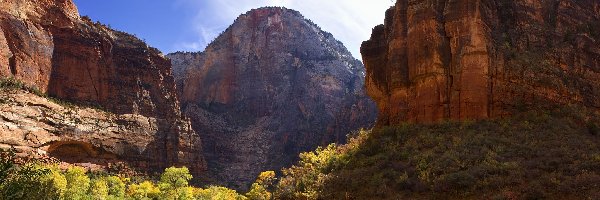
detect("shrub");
top-left (0, 77), bottom-right (45, 97)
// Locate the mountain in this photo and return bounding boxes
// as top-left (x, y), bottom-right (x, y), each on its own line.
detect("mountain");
top-left (168, 7), bottom-right (377, 190)
top-left (0, 0), bottom-right (205, 175)
top-left (361, 0), bottom-right (600, 125)
top-left (273, 1), bottom-right (600, 199)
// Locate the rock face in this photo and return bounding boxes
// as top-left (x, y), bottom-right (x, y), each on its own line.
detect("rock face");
top-left (168, 7), bottom-right (377, 189)
top-left (1, 89), bottom-right (165, 170)
top-left (362, 0), bottom-right (600, 125)
top-left (0, 0), bottom-right (205, 175)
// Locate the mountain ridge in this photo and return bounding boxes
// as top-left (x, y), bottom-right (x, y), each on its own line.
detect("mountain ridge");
top-left (168, 7), bottom-right (377, 190)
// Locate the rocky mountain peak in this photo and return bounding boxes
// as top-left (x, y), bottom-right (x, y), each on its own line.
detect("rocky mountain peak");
top-left (168, 7), bottom-right (377, 190)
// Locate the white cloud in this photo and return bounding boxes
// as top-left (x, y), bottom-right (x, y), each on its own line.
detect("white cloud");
top-left (173, 0), bottom-right (394, 60)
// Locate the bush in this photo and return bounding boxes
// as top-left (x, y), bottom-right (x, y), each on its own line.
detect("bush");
top-left (0, 77), bottom-right (45, 97)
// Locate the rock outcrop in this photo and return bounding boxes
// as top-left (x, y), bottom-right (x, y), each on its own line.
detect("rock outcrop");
top-left (1, 89), bottom-right (165, 170)
top-left (362, 0), bottom-right (600, 125)
top-left (168, 7), bottom-right (377, 190)
top-left (0, 0), bottom-right (205, 175)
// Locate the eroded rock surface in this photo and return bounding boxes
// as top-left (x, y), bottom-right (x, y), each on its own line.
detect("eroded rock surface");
top-left (168, 7), bottom-right (377, 190)
top-left (0, 0), bottom-right (205, 175)
top-left (362, 0), bottom-right (600, 125)
top-left (1, 89), bottom-right (158, 169)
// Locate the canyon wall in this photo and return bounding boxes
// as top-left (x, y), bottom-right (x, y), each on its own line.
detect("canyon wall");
top-left (362, 0), bottom-right (600, 125)
top-left (169, 7), bottom-right (377, 190)
top-left (0, 0), bottom-right (205, 175)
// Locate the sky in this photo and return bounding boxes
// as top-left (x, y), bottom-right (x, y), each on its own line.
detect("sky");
top-left (72, 0), bottom-right (395, 59)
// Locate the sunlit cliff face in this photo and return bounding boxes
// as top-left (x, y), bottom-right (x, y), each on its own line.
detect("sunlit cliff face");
top-left (168, 7), bottom-right (377, 190)
top-left (0, 0), bottom-right (205, 176)
top-left (362, 0), bottom-right (600, 126)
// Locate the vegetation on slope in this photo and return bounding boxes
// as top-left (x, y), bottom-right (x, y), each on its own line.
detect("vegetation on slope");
top-left (274, 107), bottom-right (600, 199)
top-left (2, 76), bottom-right (599, 199)
top-left (0, 77), bottom-right (97, 109)
top-left (0, 150), bottom-right (248, 200)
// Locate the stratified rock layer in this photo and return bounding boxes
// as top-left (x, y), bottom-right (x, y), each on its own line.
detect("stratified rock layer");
top-left (168, 7), bottom-right (377, 190)
top-left (1, 89), bottom-right (165, 170)
top-left (0, 0), bottom-right (205, 175)
top-left (362, 0), bottom-right (600, 125)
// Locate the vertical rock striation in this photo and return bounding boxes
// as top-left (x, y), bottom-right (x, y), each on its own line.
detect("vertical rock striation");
top-left (168, 7), bottom-right (377, 190)
top-left (0, 0), bottom-right (205, 175)
top-left (362, 0), bottom-right (600, 125)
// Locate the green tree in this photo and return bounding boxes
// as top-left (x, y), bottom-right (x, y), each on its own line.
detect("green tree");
top-left (158, 167), bottom-right (194, 200)
top-left (64, 166), bottom-right (91, 200)
top-left (275, 144), bottom-right (344, 200)
top-left (194, 186), bottom-right (247, 200)
top-left (0, 148), bottom-right (15, 181)
top-left (128, 181), bottom-right (160, 200)
top-left (105, 176), bottom-right (126, 198)
top-left (43, 169), bottom-right (68, 199)
top-left (246, 171), bottom-right (276, 200)
top-left (159, 167), bottom-right (193, 188)
top-left (0, 164), bottom-right (64, 200)
top-left (89, 178), bottom-right (109, 200)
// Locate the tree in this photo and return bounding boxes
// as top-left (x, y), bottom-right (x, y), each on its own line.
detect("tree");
top-left (90, 178), bottom-right (109, 200)
top-left (64, 166), bottom-right (91, 200)
top-left (43, 169), bottom-right (67, 199)
top-left (0, 148), bottom-right (15, 181)
top-left (128, 181), bottom-right (160, 200)
top-left (246, 171), bottom-right (276, 200)
top-left (0, 164), bottom-right (63, 200)
top-left (158, 166), bottom-right (194, 200)
top-left (159, 167), bottom-right (193, 188)
top-left (194, 186), bottom-right (247, 200)
top-left (105, 176), bottom-right (126, 198)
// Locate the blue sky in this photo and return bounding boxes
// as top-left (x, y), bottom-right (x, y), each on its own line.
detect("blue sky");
top-left (73, 0), bottom-right (394, 59)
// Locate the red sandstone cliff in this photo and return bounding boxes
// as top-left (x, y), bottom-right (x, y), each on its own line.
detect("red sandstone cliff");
top-left (362, 0), bottom-right (600, 125)
top-left (0, 0), bottom-right (205, 175)
top-left (168, 7), bottom-right (377, 190)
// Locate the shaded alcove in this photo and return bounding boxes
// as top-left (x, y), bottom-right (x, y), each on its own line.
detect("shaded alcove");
top-left (46, 141), bottom-right (120, 165)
